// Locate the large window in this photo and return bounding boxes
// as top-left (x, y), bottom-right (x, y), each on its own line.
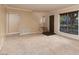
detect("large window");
top-left (60, 11), bottom-right (78, 35)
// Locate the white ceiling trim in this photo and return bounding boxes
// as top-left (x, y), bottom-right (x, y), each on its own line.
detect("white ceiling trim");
top-left (6, 4), bottom-right (76, 12)
top-left (6, 6), bottom-right (33, 12)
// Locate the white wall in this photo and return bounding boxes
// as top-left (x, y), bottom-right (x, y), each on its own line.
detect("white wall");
top-left (49, 5), bottom-right (79, 40)
top-left (32, 12), bottom-right (49, 31)
top-left (6, 8), bottom-right (49, 35)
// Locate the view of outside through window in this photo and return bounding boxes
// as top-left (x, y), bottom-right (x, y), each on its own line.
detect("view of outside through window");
top-left (60, 11), bottom-right (78, 35)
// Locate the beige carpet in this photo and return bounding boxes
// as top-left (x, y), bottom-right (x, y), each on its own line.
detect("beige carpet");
top-left (0, 34), bottom-right (79, 55)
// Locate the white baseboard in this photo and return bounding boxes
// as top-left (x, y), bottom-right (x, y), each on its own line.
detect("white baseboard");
top-left (20, 32), bottom-right (42, 35)
top-left (6, 32), bottom-right (20, 35)
top-left (6, 32), bottom-right (42, 36)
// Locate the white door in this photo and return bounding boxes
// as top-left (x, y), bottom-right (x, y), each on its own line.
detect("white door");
top-left (7, 13), bottom-right (20, 34)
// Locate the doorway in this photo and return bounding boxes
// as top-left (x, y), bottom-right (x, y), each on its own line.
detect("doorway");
top-left (6, 13), bottom-right (20, 35)
top-left (43, 15), bottom-right (55, 35)
top-left (49, 15), bottom-right (55, 34)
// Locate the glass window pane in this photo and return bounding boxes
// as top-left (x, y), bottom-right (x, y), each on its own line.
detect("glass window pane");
top-left (60, 11), bottom-right (78, 35)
